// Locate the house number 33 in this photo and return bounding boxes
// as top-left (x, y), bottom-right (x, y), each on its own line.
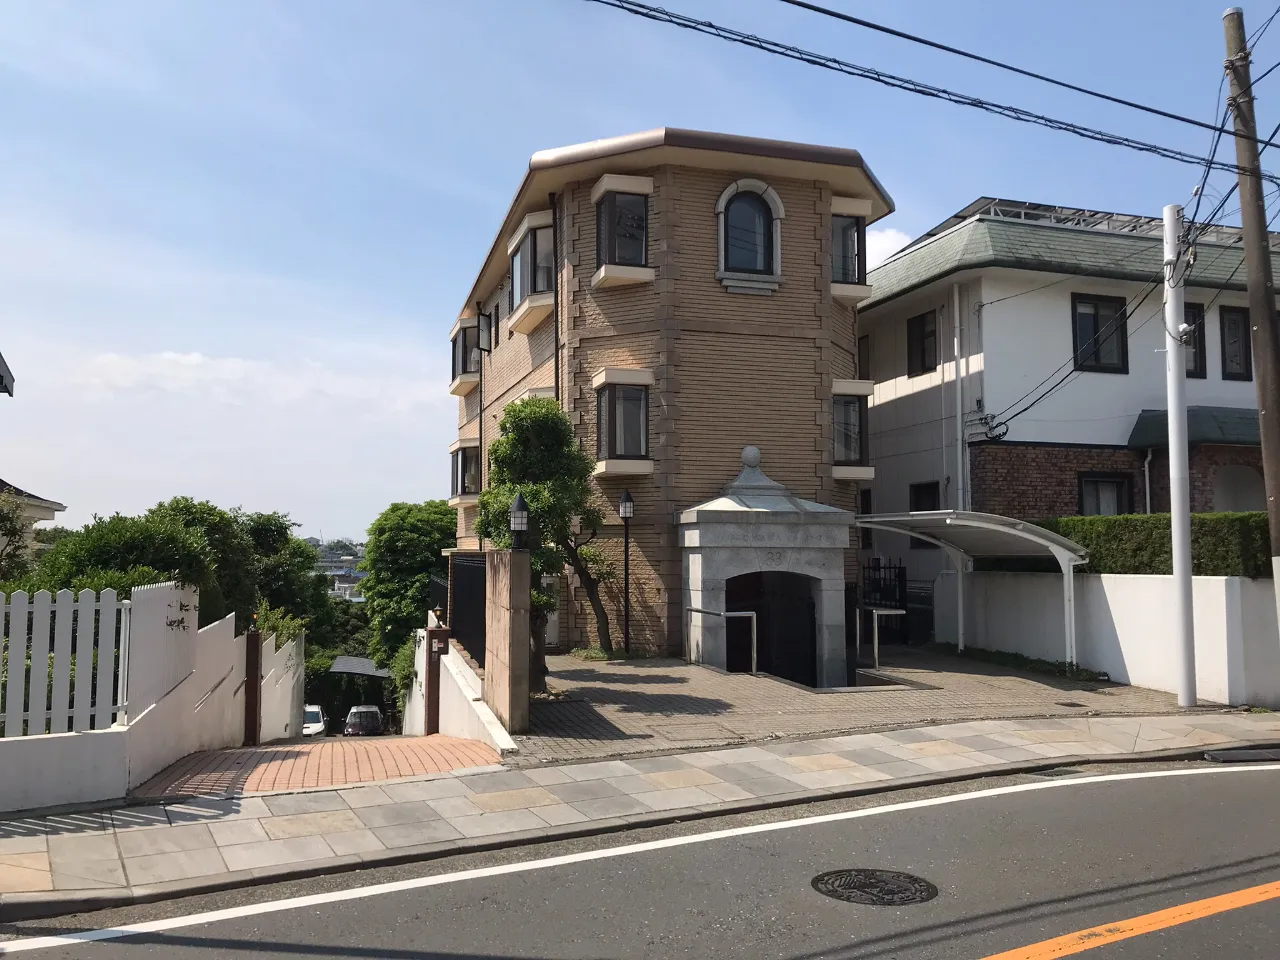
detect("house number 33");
top-left (764, 550), bottom-right (783, 565)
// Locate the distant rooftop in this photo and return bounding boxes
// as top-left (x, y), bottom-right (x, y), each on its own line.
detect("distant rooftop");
top-left (908, 197), bottom-right (1276, 252)
top-left (863, 196), bottom-right (1280, 312)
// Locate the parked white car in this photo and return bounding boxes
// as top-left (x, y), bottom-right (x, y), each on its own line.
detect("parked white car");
top-left (302, 705), bottom-right (327, 737)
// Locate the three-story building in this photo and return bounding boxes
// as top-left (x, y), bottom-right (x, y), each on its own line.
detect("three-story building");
top-left (446, 128), bottom-right (893, 682)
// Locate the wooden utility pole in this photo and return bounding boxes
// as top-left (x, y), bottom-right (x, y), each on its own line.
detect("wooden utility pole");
top-left (1225, 9), bottom-right (1280, 589)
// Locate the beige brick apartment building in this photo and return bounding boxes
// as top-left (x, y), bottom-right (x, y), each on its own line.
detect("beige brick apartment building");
top-left (446, 128), bottom-right (892, 680)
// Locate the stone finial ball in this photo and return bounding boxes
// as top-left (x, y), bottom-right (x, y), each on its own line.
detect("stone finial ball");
top-left (742, 445), bottom-right (761, 468)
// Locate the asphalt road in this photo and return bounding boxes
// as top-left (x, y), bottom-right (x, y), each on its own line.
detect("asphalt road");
top-left (3, 762), bottom-right (1279, 959)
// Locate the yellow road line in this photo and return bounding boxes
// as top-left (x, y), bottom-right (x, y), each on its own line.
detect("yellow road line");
top-left (981, 879), bottom-right (1280, 959)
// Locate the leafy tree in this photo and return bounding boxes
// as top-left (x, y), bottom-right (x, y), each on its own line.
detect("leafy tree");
top-left (324, 538), bottom-right (358, 556)
top-left (32, 513), bottom-right (215, 601)
top-left (242, 511), bottom-right (320, 619)
top-left (255, 601), bottom-right (306, 645)
top-left (0, 492), bottom-right (33, 582)
top-left (31, 525), bottom-right (74, 547)
top-left (360, 501), bottom-right (456, 665)
top-left (146, 497), bottom-right (258, 627)
top-left (477, 397), bottom-right (615, 689)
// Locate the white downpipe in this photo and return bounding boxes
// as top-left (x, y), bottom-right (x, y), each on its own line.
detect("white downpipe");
top-left (944, 545), bottom-right (966, 652)
top-left (952, 283), bottom-right (965, 511)
top-left (1163, 204), bottom-right (1196, 708)
top-left (1144, 448), bottom-right (1153, 513)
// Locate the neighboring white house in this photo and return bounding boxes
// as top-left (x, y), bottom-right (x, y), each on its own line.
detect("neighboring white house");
top-left (1, 479), bottom-right (67, 560)
top-left (857, 197), bottom-right (1269, 580)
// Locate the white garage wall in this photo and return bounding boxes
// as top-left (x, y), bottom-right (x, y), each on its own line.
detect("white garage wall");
top-left (935, 571), bottom-right (1280, 707)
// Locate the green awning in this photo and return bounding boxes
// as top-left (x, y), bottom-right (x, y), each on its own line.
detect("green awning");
top-left (1127, 406), bottom-right (1260, 449)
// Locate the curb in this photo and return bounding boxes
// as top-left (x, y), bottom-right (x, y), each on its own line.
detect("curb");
top-left (5, 738), bottom-right (1279, 924)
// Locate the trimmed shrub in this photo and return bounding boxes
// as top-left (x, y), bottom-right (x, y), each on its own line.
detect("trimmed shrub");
top-left (1033, 512), bottom-right (1271, 577)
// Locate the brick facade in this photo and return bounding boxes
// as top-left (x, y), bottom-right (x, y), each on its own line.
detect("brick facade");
top-left (969, 440), bottom-right (1263, 518)
top-left (453, 145), bottom-right (874, 656)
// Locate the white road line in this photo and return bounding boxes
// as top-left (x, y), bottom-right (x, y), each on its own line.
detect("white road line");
top-left (3, 762), bottom-right (1278, 955)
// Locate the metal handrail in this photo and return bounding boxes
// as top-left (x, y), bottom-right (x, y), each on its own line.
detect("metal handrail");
top-left (686, 607), bottom-right (758, 673)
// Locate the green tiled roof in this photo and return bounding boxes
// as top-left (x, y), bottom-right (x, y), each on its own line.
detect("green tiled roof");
top-left (1127, 406), bottom-right (1260, 449)
top-left (861, 217), bottom-right (1271, 312)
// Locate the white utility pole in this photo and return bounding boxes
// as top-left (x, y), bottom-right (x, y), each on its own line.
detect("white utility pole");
top-left (1163, 203), bottom-right (1196, 708)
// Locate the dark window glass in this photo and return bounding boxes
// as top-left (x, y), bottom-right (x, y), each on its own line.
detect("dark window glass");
top-left (596, 384), bottom-right (649, 459)
top-left (451, 326), bottom-right (479, 380)
top-left (832, 215), bottom-right (865, 284)
top-left (1079, 474), bottom-right (1132, 516)
top-left (907, 311), bottom-right (937, 377)
top-left (1072, 294), bottom-right (1128, 373)
top-left (511, 224), bottom-right (555, 306)
top-left (451, 448), bottom-right (480, 497)
top-left (1185, 302), bottom-right (1206, 379)
top-left (857, 334), bottom-right (870, 381)
top-left (597, 192), bottom-right (647, 267)
top-left (724, 193), bottom-right (772, 274)
top-left (834, 396), bottom-right (866, 465)
top-left (533, 225), bottom-right (554, 293)
top-left (909, 481), bottom-right (940, 549)
top-left (859, 487), bottom-right (873, 550)
top-left (1221, 306), bottom-right (1253, 381)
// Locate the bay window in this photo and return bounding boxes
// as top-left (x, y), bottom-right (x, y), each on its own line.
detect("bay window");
top-left (511, 225), bottom-right (554, 307)
top-left (596, 384), bottom-right (649, 460)
top-left (834, 395), bottom-right (867, 466)
top-left (597, 192), bottom-right (647, 267)
top-left (451, 447), bottom-right (480, 498)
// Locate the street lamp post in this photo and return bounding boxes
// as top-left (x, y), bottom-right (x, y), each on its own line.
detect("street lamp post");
top-left (509, 492), bottom-right (529, 550)
top-left (619, 490), bottom-right (633, 655)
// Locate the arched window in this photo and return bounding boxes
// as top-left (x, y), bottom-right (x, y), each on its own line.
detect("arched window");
top-left (715, 179), bottom-right (785, 293)
top-left (724, 193), bottom-right (772, 274)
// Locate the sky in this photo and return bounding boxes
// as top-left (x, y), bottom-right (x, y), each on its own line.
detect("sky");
top-left (0, 0), bottom-right (1269, 539)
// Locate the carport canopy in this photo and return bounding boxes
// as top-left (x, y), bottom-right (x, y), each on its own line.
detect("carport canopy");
top-left (853, 511), bottom-right (1089, 663)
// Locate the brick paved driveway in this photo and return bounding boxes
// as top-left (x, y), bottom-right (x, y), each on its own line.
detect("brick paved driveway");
top-left (134, 735), bottom-right (500, 799)
top-left (519, 649), bottom-right (1188, 764)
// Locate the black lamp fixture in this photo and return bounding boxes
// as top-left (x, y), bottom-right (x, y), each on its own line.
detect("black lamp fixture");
top-left (619, 490), bottom-right (633, 655)
top-left (509, 492), bottom-right (529, 550)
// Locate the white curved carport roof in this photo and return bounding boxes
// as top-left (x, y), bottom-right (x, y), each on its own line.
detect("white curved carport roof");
top-left (853, 510), bottom-right (1087, 561)
top-left (852, 511), bottom-right (1088, 664)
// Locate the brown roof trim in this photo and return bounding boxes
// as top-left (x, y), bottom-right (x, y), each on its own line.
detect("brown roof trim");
top-left (530, 127), bottom-right (884, 183)
top-left (457, 127), bottom-right (894, 318)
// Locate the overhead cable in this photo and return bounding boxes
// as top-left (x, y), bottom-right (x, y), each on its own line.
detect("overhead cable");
top-left (585, 0), bottom-right (1279, 183)
top-left (777, 0), bottom-right (1280, 148)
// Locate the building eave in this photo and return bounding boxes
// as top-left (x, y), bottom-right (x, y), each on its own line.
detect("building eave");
top-left (456, 127), bottom-right (894, 320)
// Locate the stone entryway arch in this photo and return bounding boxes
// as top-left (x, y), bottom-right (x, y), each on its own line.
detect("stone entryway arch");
top-left (680, 446), bottom-right (854, 688)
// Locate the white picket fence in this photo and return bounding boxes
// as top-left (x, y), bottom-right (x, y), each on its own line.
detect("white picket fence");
top-left (1, 589), bottom-right (131, 738)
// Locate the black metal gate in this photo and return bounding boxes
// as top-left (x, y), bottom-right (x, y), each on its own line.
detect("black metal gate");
top-left (450, 554), bottom-right (487, 667)
top-left (860, 559), bottom-right (908, 645)
top-left (905, 580), bottom-right (934, 645)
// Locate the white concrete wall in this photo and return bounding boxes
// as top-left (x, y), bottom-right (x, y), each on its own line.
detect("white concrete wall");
top-left (0, 587), bottom-right (248, 814)
top-left (0, 728), bottom-right (129, 813)
top-left (439, 648), bottom-right (516, 756)
top-left (402, 630), bottom-right (428, 737)
top-left (935, 570), bottom-right (1280, 707)
top-left (259, 631), bottom-right (305, 744)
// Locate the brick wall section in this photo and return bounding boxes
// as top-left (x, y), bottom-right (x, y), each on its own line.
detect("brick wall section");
top-left (969, 442), bottom-right (1145, 518)
top-left (970, 441), bottom-right (1264, 518)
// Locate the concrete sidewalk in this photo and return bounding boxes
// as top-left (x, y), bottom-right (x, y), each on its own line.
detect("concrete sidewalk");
top-left (1, 711), bottom-right (1277, 920)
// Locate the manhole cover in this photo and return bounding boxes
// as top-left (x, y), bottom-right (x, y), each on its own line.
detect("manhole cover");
top-left (811, 869), bottom-right (938, 906)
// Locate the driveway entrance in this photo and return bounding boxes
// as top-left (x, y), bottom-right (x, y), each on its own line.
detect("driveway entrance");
top-left (520, 650), bottom-right (1183, 764)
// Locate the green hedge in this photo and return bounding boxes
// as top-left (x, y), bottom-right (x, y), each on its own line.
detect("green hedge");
top-left (1033, 512), bottom-right (1272, 577)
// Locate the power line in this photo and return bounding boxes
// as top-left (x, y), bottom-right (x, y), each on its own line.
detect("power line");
top-left (1250, 3), bottom-right (1280, 45)
top-left (991, 276), bottom-right (1163, 425)
top-left (777, 0), bottom-right (1279, 148)
top-left (586, 0), bottom-right (1279, 183)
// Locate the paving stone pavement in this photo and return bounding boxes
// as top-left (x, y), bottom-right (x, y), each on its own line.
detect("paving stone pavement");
top-left (2, 712), bottom-right (1276, 902)
top-left (132, 735), bottom-right (499, 799)
top-left (520, 651), bottom-right (1188, 762)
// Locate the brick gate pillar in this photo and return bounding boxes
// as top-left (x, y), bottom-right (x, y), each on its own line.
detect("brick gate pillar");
top-left (483, 549), bottom-right (530, 734)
